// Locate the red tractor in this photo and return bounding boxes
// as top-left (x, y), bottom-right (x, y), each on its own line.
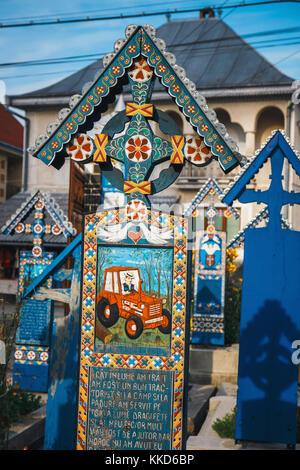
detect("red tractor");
top-left (96, 266), bottom-right (171, 339)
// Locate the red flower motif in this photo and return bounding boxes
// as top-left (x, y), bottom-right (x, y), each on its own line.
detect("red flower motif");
top-left (172, 84), bottom-right (180, 94)
top-left (95, 85), bottom-right (105, 95)
top-left (128, 45), bottom-right (137, 54)
top-left (80, 104), bottom-right (90, 113)
top-left (158, 64), bottom-right (167, 74)
top-left (143, 43), bottom-right (151, 53)
top-left (65, 122), bottom-right (74, 131)
top-left (50, 141), bottom-right (59, 150)
top-left (125, 135), bottom-right (152, 162)
top-left (186, 105), bottom-right (196, 114)
top-left (15, 223), bottom-right (25, 233)
top-left (52, 225), bottom-right (62, 235)
top-left (126, 200), bottom-right (147, 222)
top-left (111, 65), bottom-right (121, 75)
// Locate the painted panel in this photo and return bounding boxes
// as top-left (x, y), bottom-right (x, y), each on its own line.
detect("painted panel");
top-left (13, 345), bottom-right (50, 393)
top-left (86, 367), bottom-right (174, 450)
top-left (191, 230), bottom-right (226, 345)
top-left (95, 245), bottom-right (173, 357)
top-left (77, 207), bottom-right (190, 450)
top-left (16, 298), bottom-right (52, 345)
top-left (13, 251), bottom-right (55, 392)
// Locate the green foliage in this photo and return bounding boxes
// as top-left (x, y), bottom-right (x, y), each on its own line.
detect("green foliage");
top-left (0, 384), bottom-right (42, 449)
top-left (213, 408), bottom-right (300, 443)
top-left (224, 273), bottom-right (242, 345)
top-left (212, 408), bottom-right (236, 439)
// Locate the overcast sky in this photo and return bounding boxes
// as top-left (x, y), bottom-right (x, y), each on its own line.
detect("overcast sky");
top-left (1, 0), bottom-right (300, 98)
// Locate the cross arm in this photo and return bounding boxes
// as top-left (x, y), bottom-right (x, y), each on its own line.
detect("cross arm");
top-left (283, 190), bottom-right (300, 206)
top-left (238, 189), bottom-right (269, 205)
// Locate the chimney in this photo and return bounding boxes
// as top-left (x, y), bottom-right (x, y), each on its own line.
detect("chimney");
top-left (199, 7), bottom-right (215, 18)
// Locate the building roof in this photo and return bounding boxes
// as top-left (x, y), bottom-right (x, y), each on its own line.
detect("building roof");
top-left (7, 17), bottom-right (294, 107)
top-left (0, 103), bottom-right (23, 151)
top-left (155, 18), bottom-right (293, 90)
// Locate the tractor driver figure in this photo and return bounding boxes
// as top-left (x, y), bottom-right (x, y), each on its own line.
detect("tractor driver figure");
top-left (123, 271), bottom-right (137, 293)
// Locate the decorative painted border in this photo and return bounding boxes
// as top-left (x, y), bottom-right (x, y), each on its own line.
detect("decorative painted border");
top-left (31, 25), bottom-right (242, 173)
top-left (76, 207), bottom-right (189, 450)
top-left (192, 315), bottom-right (224, 335)
top-left (14, 345), bottom-right (49, 366)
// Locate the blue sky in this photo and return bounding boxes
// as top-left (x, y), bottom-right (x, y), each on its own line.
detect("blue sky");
top-left (0, 0), bottom-right (300, 99)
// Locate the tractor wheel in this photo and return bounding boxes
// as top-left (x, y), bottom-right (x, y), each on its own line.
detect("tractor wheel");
top-left (158, 309), bottom-right (171, 334)
top-left (125, 316), bottom-right (143, 340)
top-left (96, 298), bottom-right (119, 328)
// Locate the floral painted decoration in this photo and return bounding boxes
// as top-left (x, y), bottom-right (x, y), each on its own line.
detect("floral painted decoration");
top-left (185, 136), bottom-right (212, 165)
top-left (125, 135), bottom-right (152, 162)
top-left (66, 134), bottom-right (94, 162)
top-left (126, 199), bottom-right (147, 222)
top-left (128, 57), bottom-right (153, 82)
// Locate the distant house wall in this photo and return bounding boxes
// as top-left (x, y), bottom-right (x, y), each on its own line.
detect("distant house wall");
top-left (27, 108), bottom-right (70, 193)
top-left (0, 149), bottom-right (22, 202)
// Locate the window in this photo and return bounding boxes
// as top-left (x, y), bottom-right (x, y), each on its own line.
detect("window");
top-left (113, 271), bottom-right (119, 293)
top-left (104, 271), bottom-right (114, 292)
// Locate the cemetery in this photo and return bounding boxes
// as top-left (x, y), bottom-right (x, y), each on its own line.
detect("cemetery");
top-left (0, 12), bottom-right (300, 453)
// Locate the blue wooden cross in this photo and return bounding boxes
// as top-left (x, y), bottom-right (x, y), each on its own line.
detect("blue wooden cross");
top-left (237, 145), bottom-right (300, 232)
top-left (223, 130), bottom-right (300, 447)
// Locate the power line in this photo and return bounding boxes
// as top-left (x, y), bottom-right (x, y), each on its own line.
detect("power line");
top-left (1, 25), bottom-right (300, 69)
top-left (0, 0), bottom-right (205, 22)
top-left (0, 1), bottom-right (299, 29)
top-left (2, 37), bottom-right (299, 81)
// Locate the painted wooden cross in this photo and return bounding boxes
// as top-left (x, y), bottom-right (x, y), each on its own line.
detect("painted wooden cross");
top-left (2, 190), bottom-right (76, 392)
top-left (27, 24), bottom-right (245, 451)
top-left (2, 190), bottom-right (75, 258)
top-left (223, 130), bottom-right (300, 447)
top-left (30, 26), bottom-right (245, 207)
top-left (238, 145), bottom-right (300, 232)
top-left (91, 56), bottom-right (231, 208)
top-left (185, 178), bottom-right (239, 345)
top-left (23, 235), bottom-right (82, 450)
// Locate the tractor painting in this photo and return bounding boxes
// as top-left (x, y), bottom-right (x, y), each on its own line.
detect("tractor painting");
top-left (96, 266), bottom-right (172, 339)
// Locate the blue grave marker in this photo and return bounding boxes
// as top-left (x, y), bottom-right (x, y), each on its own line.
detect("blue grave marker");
top-left (185, 178), bottom-right (239, 345)
top-left (223, 130), bottom-right (300, 447)
top-left (1, 190), bottom-right (77, 392)
top-left (13, 251), bottom-right (55, 392)
top-left (24, 234), bottom-right (82, 450)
